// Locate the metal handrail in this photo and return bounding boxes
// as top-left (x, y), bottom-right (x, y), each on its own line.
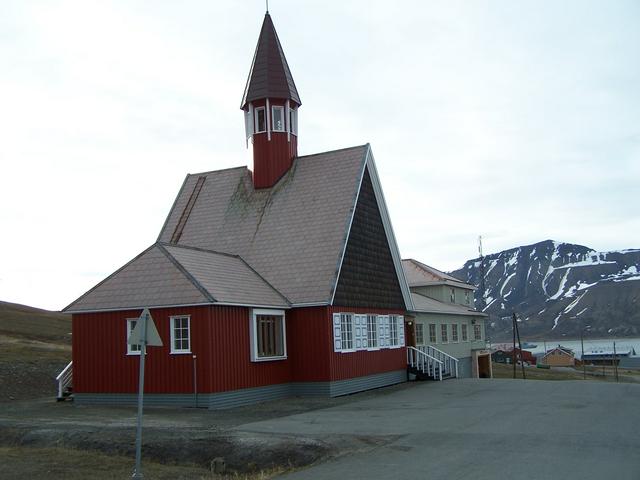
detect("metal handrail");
top-left (56, 361), bottom-right (73, 399)
top-left (407, 346), bottom-right (444, 381)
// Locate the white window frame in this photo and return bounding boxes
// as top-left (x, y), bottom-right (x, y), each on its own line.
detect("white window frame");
top-left (290, 108), bottom-right (298, 135)
top-left (429, 323), bottom-right (437, 343)
top-left (126, 318), bottom-right (141, 355)
top-left (462, 323), bottom-right (468, 342)
top-left (366, 314), bottom-right (378, 350)
top-left (250, 309), bottom-right (287, 362)
top-left (474, 323), bottom-right (482, 341)
top-left (452, 323), bottom-right (459, 343)
top-left (272, 105), bottom-right (285, 132)
top-left (254, 106), bottom-right (266, 133)
top-left (415, 322), bottom-right (425, 345)
top-left (170, 315), bottom-right (191, 354)
top-left (340, 313), bottom-right (355, 352)
top-left (441, 324), bottom-right (449, 344)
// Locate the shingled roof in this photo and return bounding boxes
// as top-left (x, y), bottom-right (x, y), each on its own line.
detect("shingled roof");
top-left (66, 145), bottom-right (412, 312)
top-left (240, 12), bottom-right (301, 109)
top-left (65, 244), bottom-right (289, 313)
top-left (402, 258), bottom-right (474, 290)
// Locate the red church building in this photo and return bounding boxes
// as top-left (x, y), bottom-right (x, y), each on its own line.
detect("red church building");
top-left (63, 12), bottom-right (413, 408)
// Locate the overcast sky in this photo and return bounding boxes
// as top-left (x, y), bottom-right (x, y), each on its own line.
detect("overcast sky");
top-left (1, 0), bottom-right (638, 311)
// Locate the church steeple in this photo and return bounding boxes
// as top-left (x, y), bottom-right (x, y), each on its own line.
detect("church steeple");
top-left (241, 13), bottom-right (301, 189)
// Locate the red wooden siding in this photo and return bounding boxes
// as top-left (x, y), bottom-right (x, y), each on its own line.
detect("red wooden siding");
top-left (251, 99), bottom-right (298, 189)
top-left (72, 304), bottom-right (407, 394)
top-left (73, 305), bottom-right (292, 395)
top-left (288, 307), bottom-right (332, 382)
top-left (205, 305), bottom-right (291, 392)
top-left (327, 306), bottom-right (407, 382)
top-left (72, 306), bottom-right (213, 394)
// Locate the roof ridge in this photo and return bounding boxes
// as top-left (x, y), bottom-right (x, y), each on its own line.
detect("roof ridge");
top-left (157, 244), bottom-right (216, 302)
top-left (159, 242), bottom-right (239, 259)
top-left (297, 144), bottom-right (369, 160)
top-left (188, 165), bottom-right (249, 177)
top-left (235, 256), bottom-right (291, 306)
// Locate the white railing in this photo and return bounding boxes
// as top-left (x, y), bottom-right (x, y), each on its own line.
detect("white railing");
top-left (56, 361), bottom-right (73, 399)
top-left (417, 345), bottom-right (459, 379)
top-left (407, 346), bottom-right (444, 381)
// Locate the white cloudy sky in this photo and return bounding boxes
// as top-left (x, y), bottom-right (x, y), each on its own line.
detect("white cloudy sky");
top-left (1, 0), bottom-right (638, 310)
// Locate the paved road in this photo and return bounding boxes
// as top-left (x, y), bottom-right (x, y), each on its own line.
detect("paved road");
top-left (235, 379), bottom-right (640, 480)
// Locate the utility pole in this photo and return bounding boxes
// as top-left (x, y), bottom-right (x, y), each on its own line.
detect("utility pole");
top-left (478, 236), bottom-right (486, 312)
top-left (512, 313), bottom-right (517, 379)
top-left (613, 341), bottom-right (619, 382)
top-left (513, 312), bottom-right (526, 379)
top-left (581, 330), bottom-right (586, 380)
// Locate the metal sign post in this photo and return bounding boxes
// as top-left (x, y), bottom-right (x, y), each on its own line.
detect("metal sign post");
top-left (129, 308), bottom-right (163, 479)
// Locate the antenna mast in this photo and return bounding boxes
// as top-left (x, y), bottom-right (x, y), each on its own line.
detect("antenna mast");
top-left (478, 235), bottom-right (486, 311)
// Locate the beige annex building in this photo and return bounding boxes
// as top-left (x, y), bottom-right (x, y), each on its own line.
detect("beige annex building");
top-left (403, 259), bottom-right (492, 379)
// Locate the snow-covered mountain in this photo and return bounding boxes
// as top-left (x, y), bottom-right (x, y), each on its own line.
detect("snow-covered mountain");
top-left (450, 240), bottom-right (640, 340)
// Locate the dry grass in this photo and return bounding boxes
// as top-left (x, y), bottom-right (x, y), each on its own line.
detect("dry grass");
top-left (0, 300), bottom-right (71, 343)
top-left (0, 447), bottom-right (288, 480)
top-left (492, 362), bottom-right (640, 382)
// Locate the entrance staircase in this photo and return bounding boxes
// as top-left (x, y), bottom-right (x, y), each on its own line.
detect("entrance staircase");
top-left (407, 345), bottom-right (459, 381)
top-left (56, 361), bottom-right (73, 401)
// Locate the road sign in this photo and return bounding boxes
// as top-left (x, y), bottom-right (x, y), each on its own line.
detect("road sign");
top-left (128, 308), bottom-right (163, 347)
top-left (131, 307), bottom-right (163, 479)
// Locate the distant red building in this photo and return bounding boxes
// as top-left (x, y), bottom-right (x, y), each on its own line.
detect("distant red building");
top-left (492, 348), bottom-right (537, 365)
top-left (64, 13), bottom-right (413, 408)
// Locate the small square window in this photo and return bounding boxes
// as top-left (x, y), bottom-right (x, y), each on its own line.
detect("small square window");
top-left (170, 316), bottom-right (191, 354)
top-left (251, 309), bottom-right (287, 361)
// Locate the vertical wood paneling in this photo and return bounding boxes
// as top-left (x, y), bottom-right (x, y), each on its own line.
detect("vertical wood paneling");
top-left (288, 307), bottom-right (331, 382)
top-left (252, 133), bottom-right (297, 188)
top-left (327, 306), bottom-right (407, 382)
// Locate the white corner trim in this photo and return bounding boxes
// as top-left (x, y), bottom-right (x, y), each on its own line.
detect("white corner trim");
top-left (363, 147), bottom-right (414, 311)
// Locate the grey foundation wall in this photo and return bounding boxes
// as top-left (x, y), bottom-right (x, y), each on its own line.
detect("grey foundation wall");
top-left (74, 369), bottom-right (406, 409)
top-left (457, 356), bottom-right (473, 378)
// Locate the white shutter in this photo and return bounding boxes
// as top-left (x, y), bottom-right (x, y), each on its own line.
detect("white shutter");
top-left (398, 315), bottom-right (405, 347)
top-left (333, 313), bottom-right (342, 352)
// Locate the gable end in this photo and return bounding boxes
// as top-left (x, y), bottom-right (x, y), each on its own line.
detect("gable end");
top-left (332, 167), bottom-right (405, 309)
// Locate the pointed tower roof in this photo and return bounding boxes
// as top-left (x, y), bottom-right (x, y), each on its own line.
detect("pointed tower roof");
top-left (240, 13), bottom-right (301, 109)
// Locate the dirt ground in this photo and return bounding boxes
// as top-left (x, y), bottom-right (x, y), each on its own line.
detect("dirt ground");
top-left (0, 384), bottom-right (410, 478)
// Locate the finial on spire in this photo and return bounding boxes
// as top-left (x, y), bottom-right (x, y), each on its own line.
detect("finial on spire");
top-left (266, 0), bottom-right (269, 14)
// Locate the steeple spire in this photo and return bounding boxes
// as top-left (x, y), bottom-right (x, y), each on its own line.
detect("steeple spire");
top-left (241, 13), bottom-right (301, 110)
top-left (241, 13), bottom-right (301, 189)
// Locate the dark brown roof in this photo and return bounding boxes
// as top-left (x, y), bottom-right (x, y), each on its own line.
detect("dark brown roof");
top-left (240, 13), bottom-right (301, 109)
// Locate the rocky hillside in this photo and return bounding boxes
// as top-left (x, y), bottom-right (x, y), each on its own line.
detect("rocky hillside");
top-left (450, 240), bottom-right (640, 341)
